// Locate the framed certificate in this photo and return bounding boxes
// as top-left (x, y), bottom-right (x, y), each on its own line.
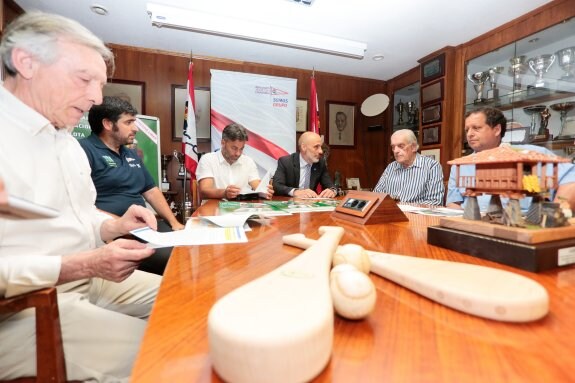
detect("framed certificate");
top-left (421, 54), bottom-right (445, 84)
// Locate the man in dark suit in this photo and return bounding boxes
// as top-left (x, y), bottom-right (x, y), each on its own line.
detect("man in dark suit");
top-left (273, 132), bottom-right (336, 198)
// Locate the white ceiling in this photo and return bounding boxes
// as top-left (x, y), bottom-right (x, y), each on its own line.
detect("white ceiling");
top-left (13, 0), bottom-right (552, 81)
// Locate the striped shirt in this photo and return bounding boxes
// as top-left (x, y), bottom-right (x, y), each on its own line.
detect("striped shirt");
top-left (373, 153), bottom-right (444, 205)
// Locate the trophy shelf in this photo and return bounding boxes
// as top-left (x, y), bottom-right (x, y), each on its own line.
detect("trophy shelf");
top-left (392, 82), bottom-right (420, 134)
top-left (464, 89), bottom-right (575, 113)
top-left (463, 16), bottom-right (575, 154)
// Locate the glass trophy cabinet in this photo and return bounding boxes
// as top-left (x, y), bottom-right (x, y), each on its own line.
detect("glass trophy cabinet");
top-left (464, 17), bottom-right (575, 157)
top-left (392, 82), bottom-right (420, 136)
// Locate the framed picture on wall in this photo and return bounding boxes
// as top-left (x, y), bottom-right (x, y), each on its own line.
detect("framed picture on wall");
top-left (421, 103), bottom-right (442, 124)
top-left (420, 53), bottom-right (445, 84)
top-left (327, 101), bottom-right (356, 147)
top-left (296, 99), bottom-right (308, 132)
top-left (104, 79), bottom-right (145, 114)
top-left (422, 124), bottom-right (441, 145)
top-left (420, 148), bottom-right (441, 162)
top-left (172, 85), bottom-right (211, 142)
top-left (421, 79), bottom-right (443, 106)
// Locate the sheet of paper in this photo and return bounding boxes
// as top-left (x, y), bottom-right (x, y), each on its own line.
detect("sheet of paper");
top-left (285, 199), bottom-right (338, 213)
top-left (232, 207), bottom-right (291, 217)
top-left (295, 197), bottom-right (337, 202)
top-left (398, 204), bottom-right (464, 217)
top-left (0, 195), bottom-right (59, 219)
top-left (131, 226), bottom-right (248, 248)
top-left (239, 168), bottom-right (272, 196)
top-left (199, 213), bottom-right (254, 227)
top-left (186, 217), bottom-right (252, 231)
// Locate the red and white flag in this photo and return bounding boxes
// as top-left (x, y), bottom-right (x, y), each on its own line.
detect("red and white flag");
top-left (183, 61), bottom-right (198, 180)
top-left (309, 71), bottom-right (320, 134)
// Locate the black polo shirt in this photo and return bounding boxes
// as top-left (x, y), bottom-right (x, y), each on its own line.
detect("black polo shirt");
top-left (79, 134), bottom-right (155, 216)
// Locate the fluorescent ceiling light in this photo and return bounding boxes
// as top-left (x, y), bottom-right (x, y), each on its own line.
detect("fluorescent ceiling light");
top-left (146, 2), bottom-right (366, 59)
top-left (287, 0), bottom-right (316, 5)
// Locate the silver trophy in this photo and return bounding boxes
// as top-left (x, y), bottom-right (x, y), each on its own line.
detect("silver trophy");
top-left (523, 105), bottom-right (547, 137)
top-left (406, 101), bottom-right (417, 125)
top-left (527, 54), bottom-right (556, 88)
top-left (467, 71), bottom-right (490, 104)
top-left (174, 150), bottom-right (185, 176)
top-left (509, 56), bottom-right (528, 94)
top-left (395, 100), bottom-right (405, 125)
top-left (487, 66), bottom-right (504, 100)
top-left (550, 102), bottom-right (575, 139)
top-left (160, 154), bottom-right (172, 192)
top-left (555, 46), bottom-right (575, 82)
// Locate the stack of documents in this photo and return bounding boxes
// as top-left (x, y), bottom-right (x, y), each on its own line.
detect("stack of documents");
top-left (131, 219), bottom-right (248, 248)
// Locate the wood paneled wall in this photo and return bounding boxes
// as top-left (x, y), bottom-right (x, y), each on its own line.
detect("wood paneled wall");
top-left (7, 0), bottom-right (570, 190)
top-left (110, 45), bottom-right (387, 188)
top-left (2, 0), bottom-right (388, 189)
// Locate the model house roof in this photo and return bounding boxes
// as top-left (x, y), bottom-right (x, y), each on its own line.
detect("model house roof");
top-left (447, 145), bottom-right (570, 165)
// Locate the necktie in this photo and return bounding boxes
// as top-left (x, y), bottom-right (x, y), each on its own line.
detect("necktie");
top-left (301, 164), bottom-right (311, 189)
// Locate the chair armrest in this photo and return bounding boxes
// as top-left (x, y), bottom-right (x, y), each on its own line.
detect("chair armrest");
top-left (0, 287), bottom-right (67, 382)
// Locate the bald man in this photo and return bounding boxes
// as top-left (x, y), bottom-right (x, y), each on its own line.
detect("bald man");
top-left (273, 132), bottom-right (336, 198)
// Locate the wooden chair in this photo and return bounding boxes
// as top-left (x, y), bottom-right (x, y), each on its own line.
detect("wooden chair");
top-left (0, 287), bottom-right (77, 383)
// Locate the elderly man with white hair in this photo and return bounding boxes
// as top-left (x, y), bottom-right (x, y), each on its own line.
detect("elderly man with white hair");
top-left (0, 12), bottom-right (160, 382)
top-left (374, 129), bottom-right (444, 205)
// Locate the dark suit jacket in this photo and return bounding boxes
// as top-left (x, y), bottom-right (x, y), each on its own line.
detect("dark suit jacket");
top-left (273, 152), bottom-right (334, 196)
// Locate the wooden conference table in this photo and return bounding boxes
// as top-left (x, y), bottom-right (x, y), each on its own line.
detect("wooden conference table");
top-left (131, 199), bottom-right (575, 382)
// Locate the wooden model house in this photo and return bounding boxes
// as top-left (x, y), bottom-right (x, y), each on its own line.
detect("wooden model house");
top-left (448, 145), bottom-right (570, 226)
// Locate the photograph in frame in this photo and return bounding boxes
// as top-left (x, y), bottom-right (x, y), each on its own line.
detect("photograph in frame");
top-left (501, 126), bottom-right (530, 144)
top-left (296, 99), bottom-right (308, 132)
top-left (104, 80), bottom-right (145, 114)
top-left (421, 103), bottom-right (442, 124)
top-left (421, 79), bottom-right (444, 106)
top-left (346, 177), bottom-right (361, 190)
top-left (422, 125), bottom-right (441, 146)
top-left (420, 148), bottom-right (441, 162)
top-left (420, 53), bottom-right (445, 84)
top-left (172, 85), bottom-right (211, 141)
top-left (327, 101), bottom-right (356, 147)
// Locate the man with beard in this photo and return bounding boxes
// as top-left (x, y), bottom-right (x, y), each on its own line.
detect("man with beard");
top-left (273, 132), bottom-right (336, 198)
top-left (197, 123), bottom-right (274, 199)
top-left (80, 96), bottom-right (183, 274)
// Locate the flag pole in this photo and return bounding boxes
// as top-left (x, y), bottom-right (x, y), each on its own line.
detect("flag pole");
top-left (182, 49), bottom-right (193, 220)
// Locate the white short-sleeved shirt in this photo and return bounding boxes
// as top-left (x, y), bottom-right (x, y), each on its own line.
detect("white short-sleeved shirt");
top-left (196, 150), bottom-right (260, 189)
top-left (0, 85), bottom-right (110, 298)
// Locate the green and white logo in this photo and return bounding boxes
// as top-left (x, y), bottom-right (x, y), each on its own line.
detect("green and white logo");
top-left (102, 155), bottom-right (117, 168)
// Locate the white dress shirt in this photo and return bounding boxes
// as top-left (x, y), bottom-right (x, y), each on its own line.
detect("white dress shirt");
top-left (196, 150), bottom-right (260, 189)
top-left (0, 85), bottom-right (110, 298)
